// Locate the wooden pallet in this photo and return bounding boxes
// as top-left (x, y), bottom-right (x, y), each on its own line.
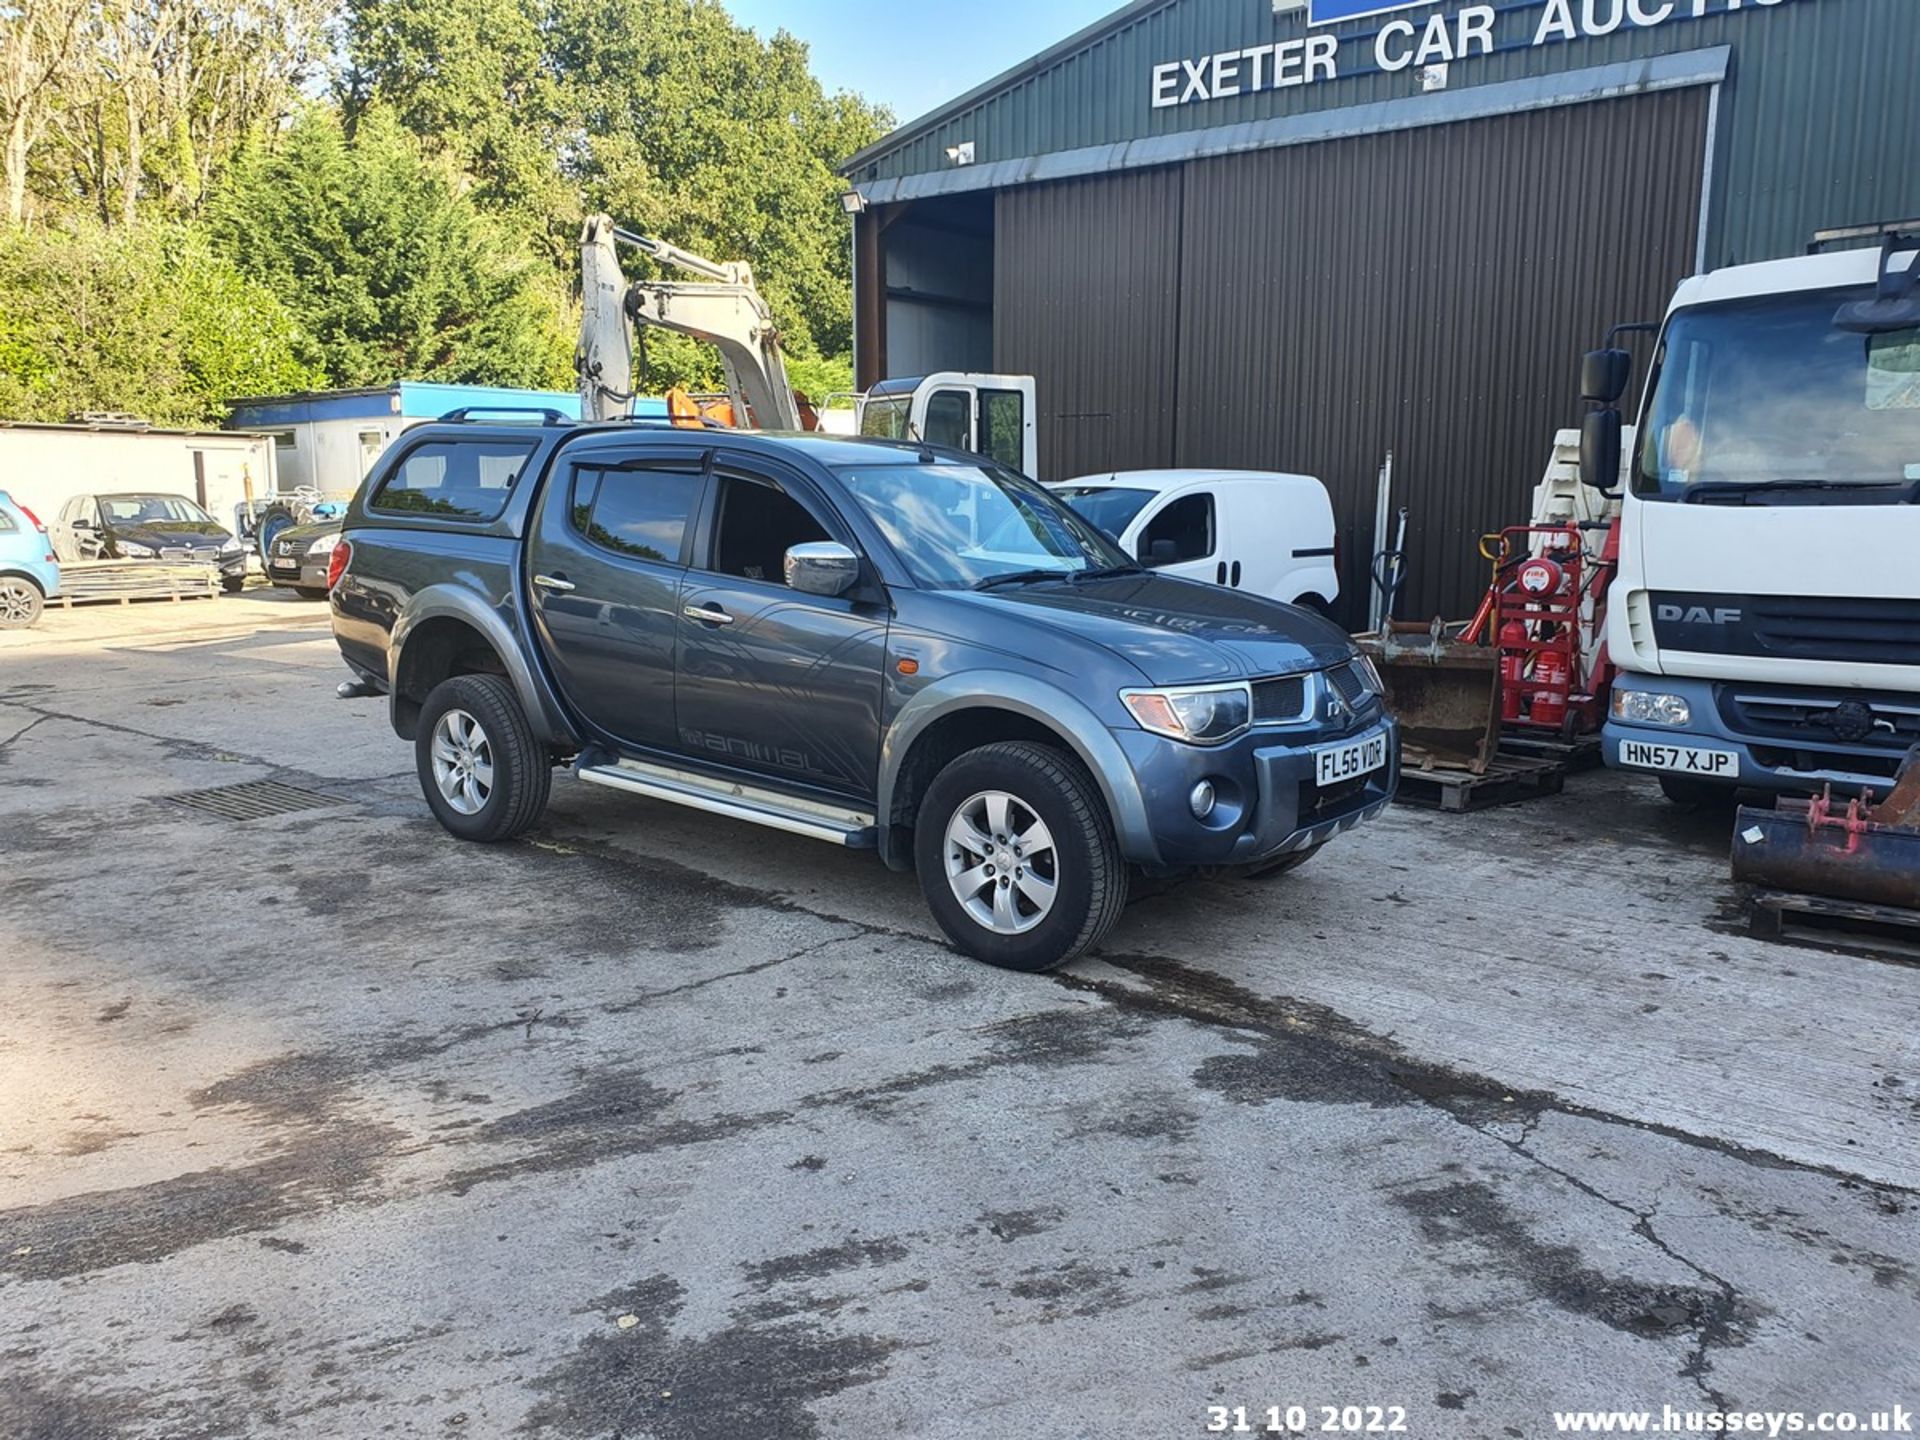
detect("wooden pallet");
top-left (51, 560), bottom-right (222, 608)
top-left (1750, 888), bottom-right (1920, 963)
top-left (1499, 731), bottom-right (1606, 772)
top-left (1396, 752), bottom-right (1567, 813)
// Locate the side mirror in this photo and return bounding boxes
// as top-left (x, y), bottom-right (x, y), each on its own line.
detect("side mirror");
top-left (71, 517), bottom-right (93, 530)
top-left (1581, 409), bottom-right (1622, 494)
top-left (784, 541), bottom-right (859, 598)
top-left (1581, 348), bottom-right (1633, 405)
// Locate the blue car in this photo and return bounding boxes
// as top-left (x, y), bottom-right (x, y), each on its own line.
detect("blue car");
top-left (0, 490), bottom-right (61, 628)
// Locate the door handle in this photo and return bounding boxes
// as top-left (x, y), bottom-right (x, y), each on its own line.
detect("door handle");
top-left (683, 604), bottom-right (735, 626)
top-left (533, 574), bottom-right (576, 593)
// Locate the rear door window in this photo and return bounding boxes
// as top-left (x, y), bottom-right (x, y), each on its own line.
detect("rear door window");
top-left (371, 439), bottom-right (538, 521)
top-left (571, 463), bottom-right (705, 565)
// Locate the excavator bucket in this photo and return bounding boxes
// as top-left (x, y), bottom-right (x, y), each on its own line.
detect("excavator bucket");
top-left (1357, 620), bottom-right (1503, 776)
top-left (1731, 746), bottom-right (1920, 911)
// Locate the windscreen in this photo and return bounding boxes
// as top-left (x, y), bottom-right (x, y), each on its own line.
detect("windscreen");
top-left (100, 495), bottom-right (215, 524)
top-left (835, 462), bottom-right (1131, 589)
top-left (859, 395), bottom-right (913, 442)
top-left (1051, 486), bottom-right (1155, 539)
top-left (1634, 286), bottom-right (1920, 504)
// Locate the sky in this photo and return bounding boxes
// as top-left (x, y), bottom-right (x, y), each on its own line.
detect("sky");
top-left (721, 0), bottom-right (1121, 126)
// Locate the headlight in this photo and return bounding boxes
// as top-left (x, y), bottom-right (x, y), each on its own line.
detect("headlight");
top-left (1612, 689), bottom-right (1691, 727)
top-left (306, 537), bottom-right (336, 556)
top-left (219, 545), bottom-right (244, 559)
top-left (1352, 653), bottom-right (1385, 696)
top-left (119, 542), bottom-right (156, 558)
top-left (1121, 683), bottom-right (1252, 746)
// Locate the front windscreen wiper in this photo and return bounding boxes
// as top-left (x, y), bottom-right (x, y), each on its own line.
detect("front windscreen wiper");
top-left (1071, 563), bottom-right (1147, 583)
top-left (972, 568), bottom-right (1078, 591)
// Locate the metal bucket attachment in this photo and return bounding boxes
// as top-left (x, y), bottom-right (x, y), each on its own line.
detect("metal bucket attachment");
top-left (1358, 619), bottom-right (1502, 776)
top-left (1731, 747), bottom-right (1920, 911)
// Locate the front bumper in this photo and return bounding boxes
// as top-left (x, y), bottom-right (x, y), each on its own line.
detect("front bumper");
top-left (1604, 672), bottom-right (1912, 796)
top-left (1114, 711), bottom-right (1400, 870)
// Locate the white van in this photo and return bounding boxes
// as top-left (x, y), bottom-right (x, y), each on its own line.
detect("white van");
top-left (1050, 470), bottom-right (1340, 612)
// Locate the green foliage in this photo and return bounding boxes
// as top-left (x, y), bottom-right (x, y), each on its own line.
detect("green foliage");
top-left (0, 218), bottom-right (321, 425)
top-left (210, 107), bottom-right (573, 390)
top-left (784, 352), bottom-right (855, 407)
top-left (1, 0), bottom-right (889, 422)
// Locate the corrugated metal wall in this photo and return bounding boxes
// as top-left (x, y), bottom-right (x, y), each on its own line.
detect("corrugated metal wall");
top-left (852, 0), bottom-right (1917, 270)
top-left (994, 88), bottom-right (1707, 621)
top-left (994, 169), bottom-right (1185, 481)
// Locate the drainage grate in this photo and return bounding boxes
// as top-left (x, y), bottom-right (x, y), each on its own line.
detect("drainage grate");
top-left (167, 780), bottom-right (345, 821)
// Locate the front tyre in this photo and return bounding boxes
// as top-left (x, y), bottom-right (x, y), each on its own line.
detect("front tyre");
top-left (222, 575), bottom-right (246, 594)
top-left (0, 576), bottom-right (44, 628)
top-left (914, 741), bottom-right (1127, 972)
top-left (415, 674), bottom-right (552, 843)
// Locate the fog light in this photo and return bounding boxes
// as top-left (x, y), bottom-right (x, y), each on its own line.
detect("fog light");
top-left (1189, 780), bottom-right (1217, 819)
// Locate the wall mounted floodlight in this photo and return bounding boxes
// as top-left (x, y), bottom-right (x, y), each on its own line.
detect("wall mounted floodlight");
top-left (840, 191), bottom-right (869, 215)
top-left (945, 141), bottom-right (976, 166)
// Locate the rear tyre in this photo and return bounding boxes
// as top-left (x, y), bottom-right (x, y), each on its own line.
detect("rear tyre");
top-left (0, 576), bottom-right (44, 628)
top-left (294, 586), bottom-right (330, 600)
top-left (1658, 775), bottom-right (1735, 810)
top-left (914, 741), bottom-right (1127, 972)
top-left (415, 674), bottom-right (552, 843)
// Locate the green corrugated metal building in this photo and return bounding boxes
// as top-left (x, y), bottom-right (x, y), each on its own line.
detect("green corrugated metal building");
top-left (841, 0), bottom-right (1919, 618)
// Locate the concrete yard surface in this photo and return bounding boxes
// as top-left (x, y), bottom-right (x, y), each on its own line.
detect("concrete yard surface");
top-left (2, 596), bottom-right (1917, 1439)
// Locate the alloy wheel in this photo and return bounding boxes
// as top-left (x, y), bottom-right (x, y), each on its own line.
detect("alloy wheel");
top-left (944, 790), bottom-right (1058, 934)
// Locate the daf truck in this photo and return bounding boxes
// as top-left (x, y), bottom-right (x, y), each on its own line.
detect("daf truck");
top-left (1589, 224), bottom-right (1920, 804)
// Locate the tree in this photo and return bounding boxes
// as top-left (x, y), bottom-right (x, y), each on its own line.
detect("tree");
top-left (210, 105), bottom-right (573, 389)
top-left (0, 0), bottom-right (86, 224)
top-left (341, 0), bottom-right (891, 386)
top-left (0, 216), bottom-right (321, 423)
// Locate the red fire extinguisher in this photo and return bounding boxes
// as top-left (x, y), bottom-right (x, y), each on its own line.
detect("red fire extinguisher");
top-left (1533, 646), bottom-right (1571, 730)
top-left (1499, 619), bottom-right (1528, 722)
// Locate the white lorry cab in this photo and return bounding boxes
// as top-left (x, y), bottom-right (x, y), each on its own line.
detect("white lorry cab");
top-left (1591, 225), bottom-right (1920, 803)
top-left (1048, 470), bottom-right (1340, 612)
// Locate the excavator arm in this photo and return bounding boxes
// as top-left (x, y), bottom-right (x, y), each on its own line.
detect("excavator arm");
top-left (575, 214), bottom-right (804, 431)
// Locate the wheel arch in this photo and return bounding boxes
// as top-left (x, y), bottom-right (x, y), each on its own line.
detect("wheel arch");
top-left (389, 585), bottom-right (574, 747)
top-left (877, 673), bottom-right (1156, 871)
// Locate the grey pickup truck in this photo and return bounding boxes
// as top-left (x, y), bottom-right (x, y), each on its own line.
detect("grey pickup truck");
top-left (328, 414), bottom-right (1400, 971)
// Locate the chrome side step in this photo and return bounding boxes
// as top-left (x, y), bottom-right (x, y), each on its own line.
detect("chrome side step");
top-left (575, 759), bottom-right (877, 848)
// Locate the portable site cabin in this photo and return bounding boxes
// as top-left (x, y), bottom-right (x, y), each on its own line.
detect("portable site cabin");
top-left (0, 421), bottom-right (277, 541)
top-left (225, 383), bottom-right (671, 497)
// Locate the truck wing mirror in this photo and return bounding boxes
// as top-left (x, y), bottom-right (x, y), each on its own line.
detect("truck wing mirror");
top-left (1581, 348), bottom-right (1633, 405)
top-left (1581, 409), bottom-right (1622, 496)
top-left (784, 541), bottom-right (860, 597)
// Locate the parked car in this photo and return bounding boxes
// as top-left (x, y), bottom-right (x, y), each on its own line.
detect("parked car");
top-left (1049, 470), bottom-right (1340, 612)
top-left (331, 422), bottom-right (1398, 973)
top-left (0, 490), bottom-right (61, 628)
top-left (53, 492), bottom-right (249, 593)
top-left (264, 517), bottom-right (345, 598)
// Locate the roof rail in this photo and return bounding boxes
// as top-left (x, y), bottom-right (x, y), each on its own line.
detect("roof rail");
top-left (436, 406), bottom-right (573, 425)
top-left (1808, 219), bottom-right (1920, 254)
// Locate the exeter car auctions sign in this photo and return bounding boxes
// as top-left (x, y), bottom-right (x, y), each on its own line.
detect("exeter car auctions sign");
top-left (1151, 0), bottom-right (1791, 108)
